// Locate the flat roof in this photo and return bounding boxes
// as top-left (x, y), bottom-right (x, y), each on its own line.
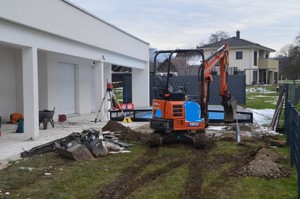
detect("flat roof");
top-left (62, 0), bottom-right (149, 45)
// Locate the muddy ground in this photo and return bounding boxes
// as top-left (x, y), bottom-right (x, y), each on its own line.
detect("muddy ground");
top-left (98, 121), bottom-right (291, 199)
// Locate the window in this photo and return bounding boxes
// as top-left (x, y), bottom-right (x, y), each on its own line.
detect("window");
top-left (228, 67), bottom-right (239, 75)
top-left (254, 51), bottom-right (257, 66)
top-left (236, 51), bottom-right (243, 60)
top-left (253, 71), bottom-right (258, 85)
top-left (274, 72), bottom-right (278, 83)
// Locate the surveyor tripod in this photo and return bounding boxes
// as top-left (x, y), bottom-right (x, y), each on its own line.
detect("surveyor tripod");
top-left (94, 83), bottom-right (132, 123)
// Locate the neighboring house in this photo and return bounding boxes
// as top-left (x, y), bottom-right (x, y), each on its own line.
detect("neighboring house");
top-left (0, 0), bottom-right (150, 138)
top-left (199, 30), bottom-right (279, 85)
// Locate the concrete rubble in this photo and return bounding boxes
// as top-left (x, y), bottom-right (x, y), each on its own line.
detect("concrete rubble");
top-left (21, 128), bottom-right (133, 161)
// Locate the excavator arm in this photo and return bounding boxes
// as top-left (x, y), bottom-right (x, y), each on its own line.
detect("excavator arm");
top-left (199, 43), bottom-right (236, 123)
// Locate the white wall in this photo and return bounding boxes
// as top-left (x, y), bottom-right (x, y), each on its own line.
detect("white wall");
top-left (0, 0), bottom-right (150, 136)
top-left (229, 49), bottom-right (252, 71)
top-left (0, 46), bottom-right (23, 120)
top-left (15, 50), bottom-right (23, 114)
top-left (0, 46), bottom-right (116, 121)
top-left (0, 19), bottom-right (148, 70)
top-left (0, 46), bottom-right (17, 121)
top-left (0, 0), bottom-right (149, 63)
top-left (77, 64), bottom-right (92, 114)
top-left (204, 48), bottom-right (258, 85)
top-left (38, 51), bottom-right (48, 110)
top-left (0, 46), bottom-right (106, 119)
top-left (132, 64), bottom-right (150, 107)
top-left (45, 52), bottom-right (97, 118)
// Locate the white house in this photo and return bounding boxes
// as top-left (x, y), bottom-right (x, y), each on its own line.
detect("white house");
top-left (0, 0), bottom-right (150, 138)
top-left (199, 30), bottom-right (279, 85)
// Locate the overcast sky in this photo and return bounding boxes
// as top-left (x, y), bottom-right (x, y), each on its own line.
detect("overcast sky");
top-left (69, 0), bottom-right (300, 55)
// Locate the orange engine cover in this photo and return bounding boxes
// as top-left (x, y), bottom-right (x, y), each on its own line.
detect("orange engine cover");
top-left (151, 99), bottom-right (205, 131)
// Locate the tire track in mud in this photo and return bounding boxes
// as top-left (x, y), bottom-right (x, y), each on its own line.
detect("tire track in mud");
top-left (98, 140), bottom-right (222, 199)
top-left (181, 145), bottom-right (256, 199)
top-left (180, 140), bottom-right (218, 199)
top-left (98, 147), bottom-right (186, 199)
top-left (180, 148), bottom-right (208, 199)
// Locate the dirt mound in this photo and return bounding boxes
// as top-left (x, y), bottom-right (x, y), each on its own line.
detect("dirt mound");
top-left (102, 121), bottom-right (151, 143)
top-left (102, 121), bottom-right (131, 132)
top-left (237, 147), bottom-right (291, 179)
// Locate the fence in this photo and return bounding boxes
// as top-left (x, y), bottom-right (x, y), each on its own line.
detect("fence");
top-left (284, 84), bottom-right (300, 199)
top-left (122, 74), bottom-right (246, 106)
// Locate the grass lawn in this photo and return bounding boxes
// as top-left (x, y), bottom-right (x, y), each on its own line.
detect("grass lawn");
top-left (0, 145), bottom-right (146, 198)
top-left (297, 100), bottom-right (300, 112)
top-left (0, 140), bottom-right (297, 198)
top-left (246, 85), bottom-right (279, 109)
top-left (278, 80), bottom-right (300, 87)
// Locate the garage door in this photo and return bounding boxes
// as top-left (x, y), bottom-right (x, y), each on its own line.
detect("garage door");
top-left (58, 62), bottom-right (76, 115)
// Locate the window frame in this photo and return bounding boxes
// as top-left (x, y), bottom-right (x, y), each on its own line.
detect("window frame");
top-left (254, 51), bottom-right (257, 66)
top-left (236, 51), bottom-right (243, 60)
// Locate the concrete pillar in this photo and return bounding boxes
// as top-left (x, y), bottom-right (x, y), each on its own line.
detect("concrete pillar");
top-left (269, 71), bottom-right (273, 84)
top-left (266, 69), bottom-right (269, 84)
top-left (94, 61), bottom-right (104, 121)
top-left (103, 63), bottom-right (112, 119)
top-left (22, 47), bottom-right (39, 138)
top-left (132, 63), bottom-right (150, 107)
top-left (104, 63), bottom-right (112, 83)
top-left (38, 51), bottom-right (48, 110)
top-left (77, 63), bottom-right (93, 114)
top-left (257, 70), bottom-right (260, 85)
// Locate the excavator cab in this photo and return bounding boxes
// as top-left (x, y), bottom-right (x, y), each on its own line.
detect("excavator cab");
top-left (152, 49), bottom-right (204, 101)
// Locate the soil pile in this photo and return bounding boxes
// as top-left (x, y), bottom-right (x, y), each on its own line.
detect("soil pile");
top-left (237, 147), bottom-right (291, 179)
top-left (102, 121), bottom-right (151, 143)
top-left (102, 120), bottom-right (131, 132)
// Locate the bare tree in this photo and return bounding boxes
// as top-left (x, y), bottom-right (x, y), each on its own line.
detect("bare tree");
top-left (278, 33), bottom-right (300, 82)
top-left (208, 30), bottom-right (230, 44)
top-left (296, 33), bottom-right (300, 45)
top-left (277, 44), bottom-right (293, 57)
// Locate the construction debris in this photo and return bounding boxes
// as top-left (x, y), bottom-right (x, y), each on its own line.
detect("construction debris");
top-left (55, 143), bottom-right (96, 161)
top-left (21, 127), bottom-right (133, 161)
top-left (269, 84), bottom-right (286, 131)
top-left (54, 129), bottom-right (108, 160)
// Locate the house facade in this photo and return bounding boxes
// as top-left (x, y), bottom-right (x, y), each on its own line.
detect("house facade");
top-left (0, 0), bottom-right (150, 138)
top-left (199, 31), bottom-right (279, 85)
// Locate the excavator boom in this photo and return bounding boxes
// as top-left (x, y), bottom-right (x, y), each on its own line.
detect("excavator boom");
top-left (199, 43), bottom-right (236, 122)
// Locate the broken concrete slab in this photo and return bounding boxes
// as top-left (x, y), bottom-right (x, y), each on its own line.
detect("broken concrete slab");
top-left (55, 144), bottom-right (95, 161)
top-left (83, 139), bottom-right (108, 157)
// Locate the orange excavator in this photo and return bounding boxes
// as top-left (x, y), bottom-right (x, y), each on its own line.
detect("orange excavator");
top-left (150, 43), bottom-right (236, 148)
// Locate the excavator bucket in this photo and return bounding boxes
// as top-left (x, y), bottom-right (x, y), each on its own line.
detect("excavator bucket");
top-left (222, 99), bottom-right (237, 122)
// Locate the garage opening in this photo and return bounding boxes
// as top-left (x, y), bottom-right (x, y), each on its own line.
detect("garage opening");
top-left (58, 62), bottom-right (76, 115)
